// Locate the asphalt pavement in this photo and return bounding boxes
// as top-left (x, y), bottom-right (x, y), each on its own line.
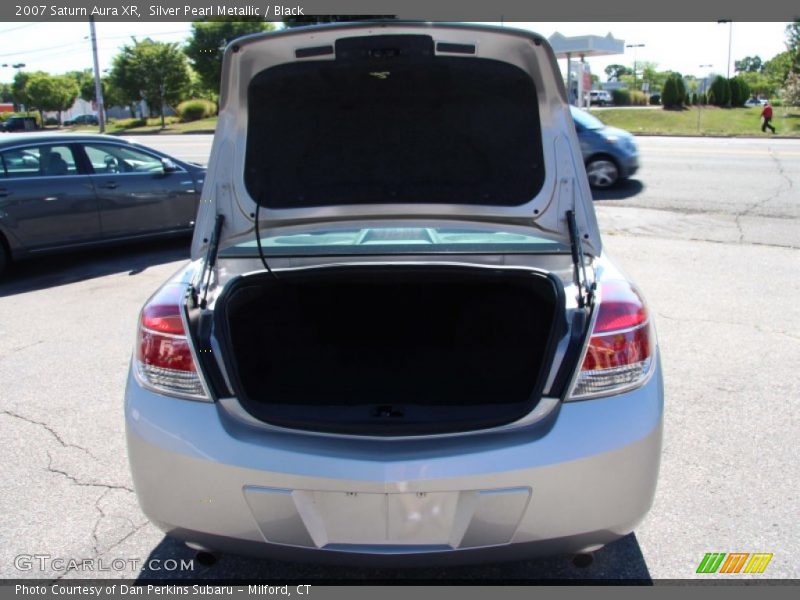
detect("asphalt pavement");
top-left (0, 134), bottom-right (797, 581)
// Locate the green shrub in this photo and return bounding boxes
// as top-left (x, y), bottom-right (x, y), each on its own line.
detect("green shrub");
top-left (662, 77), bottom-right (679, 108)
top-left (176, 99), bottom-right (217, 122)
top-left (699, 92), bottom-right (707, 105)
top-left (691, 93), bottom-right (698, 105)
top-left (630, 90), bottom-right (648, 106)
top-left (114, 117), bottom-right (147, 129)
top-left (0, 111), bottom-right (41, 125)
top-left (611, 89), bottom-right (631, 106)
top-left (649, 93), bottom-right (661, 105)
top-left (737, 78), bottom-right (751, 107)
top-left (674, 75), bottom-right (687, 105)
top-left (728, 77), bottom-right (742, 107)
top-left (709, 76), bottom-right (730, 106)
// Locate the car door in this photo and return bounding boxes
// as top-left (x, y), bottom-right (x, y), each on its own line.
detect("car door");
top-left (80, 142), bottom-right (198, 239)
top-left (0, 143), bottom-right (101, 251)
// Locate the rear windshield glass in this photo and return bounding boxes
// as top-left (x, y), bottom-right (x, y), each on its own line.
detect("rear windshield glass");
top-left (245, 41), bottom-right (544, 209)
top-left (220, 226), bottom-right (567, 257)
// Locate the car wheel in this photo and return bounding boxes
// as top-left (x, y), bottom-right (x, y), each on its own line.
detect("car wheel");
top-left (586, 158), bottom-right (619, 188)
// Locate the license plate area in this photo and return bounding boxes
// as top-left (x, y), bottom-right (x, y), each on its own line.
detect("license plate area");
top-left (244, 486), bottom-right (531, 549)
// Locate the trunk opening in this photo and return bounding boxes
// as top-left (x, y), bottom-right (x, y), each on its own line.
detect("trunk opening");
top-left (215, 265), bottom-right (564, 435)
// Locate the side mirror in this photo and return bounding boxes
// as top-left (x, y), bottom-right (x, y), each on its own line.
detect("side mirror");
top-left (161, 158), bottom-right (178, 173)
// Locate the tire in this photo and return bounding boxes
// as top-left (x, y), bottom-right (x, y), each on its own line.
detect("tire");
top-left (586, 157), bottom-right (620, 189)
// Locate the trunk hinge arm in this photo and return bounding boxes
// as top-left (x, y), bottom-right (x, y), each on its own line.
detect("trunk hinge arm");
top-left (566, 209), bottom-right (595, 309)
top-left (192, 214), bottom-right (225, 309)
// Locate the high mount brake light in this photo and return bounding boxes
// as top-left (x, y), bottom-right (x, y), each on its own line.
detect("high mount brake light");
top-left (134, 284), bottom-right (208, 400)
top-left (570, 281), bottom-right (655, 399)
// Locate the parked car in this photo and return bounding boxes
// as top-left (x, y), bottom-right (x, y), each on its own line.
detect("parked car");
top-left (64, 114), bottom-right (100, 126)
top-left (1, 116), bottom-right (39, 133)
top-left (126, 23), bottom-right (663, 565)
top-left (0, 133), bottom-right (205, 275)
top-left (744, 97), bottom-right (768, 107)
top-left (571, 106), bottom-right (639, 189)
top-left (588, 90), bottom-right (613, 106)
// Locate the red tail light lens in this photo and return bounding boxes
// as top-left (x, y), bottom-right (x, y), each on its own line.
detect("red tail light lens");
top-left (570, 281), bottom-right (655, 399)
top-left (134, 284), bottom-right (208, 399)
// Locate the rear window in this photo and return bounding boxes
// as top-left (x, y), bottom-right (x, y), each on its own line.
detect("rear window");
top-left (221, 226), bottom-right (567, 257)
top-left (245, 36), bottom-right (544, 209)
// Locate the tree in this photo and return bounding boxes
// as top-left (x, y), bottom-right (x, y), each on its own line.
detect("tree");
top-left (11, 71), bottom-right (31, 111)
top-left (728, 77), bottom-right (742, 107)
top-left (783, 72), bottom-right (800, 106)
top-left (0, 83), bottom-right (12, 104)
top-left (661, 76), bottom-right (678, 109)
top-left (185, 19), bottom-right (273, 95)
top-left (604, 64), bottom-right (631, 82)
top-left (734, 56), bottom-right (763, 73)
top-left (673, 72), bottom-right (687, 105)
top-left (708, 75), bottom-right (730, 107)
top-left (738, 71), bottom-right (777, 98)
top-left (786, 20), bottom-right (800, 70)
top-left (737, 77), bottom-right (751, 105)
top-left (25, 72), bottom-right (79, 125)
top-left (109, 38), bottom-right (191, 128)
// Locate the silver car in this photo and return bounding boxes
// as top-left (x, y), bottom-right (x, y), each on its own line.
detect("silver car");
top-left (125, 23), bottom-right (663, 565)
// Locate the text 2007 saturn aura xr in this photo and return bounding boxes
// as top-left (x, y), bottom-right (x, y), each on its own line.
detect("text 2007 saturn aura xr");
top-left (125, 22), bottom-right (663, 565)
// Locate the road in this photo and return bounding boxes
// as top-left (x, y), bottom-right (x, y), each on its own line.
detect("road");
top-left (0, 135), bottom-right (797, 581)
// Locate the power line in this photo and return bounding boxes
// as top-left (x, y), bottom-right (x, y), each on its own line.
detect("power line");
top-left (0, 22), bottom-right (42, 34)
top-left (0, 40), bottom-right (88, 59)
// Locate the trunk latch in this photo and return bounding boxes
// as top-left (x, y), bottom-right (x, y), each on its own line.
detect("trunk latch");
top-left (373, 405), bottom-right (405, 418)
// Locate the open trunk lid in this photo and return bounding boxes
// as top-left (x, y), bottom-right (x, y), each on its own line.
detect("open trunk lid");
top-left (191, 22), bottom-right (601, 260)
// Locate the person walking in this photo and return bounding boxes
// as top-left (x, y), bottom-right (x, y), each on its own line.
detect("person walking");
top-left (761, 101), bottom-right (776, 134)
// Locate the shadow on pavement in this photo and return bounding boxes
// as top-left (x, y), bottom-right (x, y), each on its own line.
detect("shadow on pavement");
top-left (592, 179), bottom-right (645, 202)
top-left (0, 236), bottom-right (191, 297)
top-left (137, 533), bottom-right (651, 583)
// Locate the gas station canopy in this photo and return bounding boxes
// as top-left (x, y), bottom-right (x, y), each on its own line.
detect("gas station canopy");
top-left (547, 32), bottom-right (625, 59)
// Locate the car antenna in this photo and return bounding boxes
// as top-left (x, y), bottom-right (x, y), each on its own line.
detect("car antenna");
top-left (566, 210), bottom-right (595, 308)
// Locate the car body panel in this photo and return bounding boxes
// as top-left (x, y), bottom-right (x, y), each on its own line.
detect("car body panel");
top-left (191, 23), bottom-right (601, 260)
top-left (126, 347), bottom-right (662, 562)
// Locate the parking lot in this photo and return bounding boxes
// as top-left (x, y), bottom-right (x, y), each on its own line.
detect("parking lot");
top-left (0, 134), bottom-right (798, 581)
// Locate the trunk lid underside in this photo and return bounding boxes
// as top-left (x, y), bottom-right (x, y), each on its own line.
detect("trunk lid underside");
top-left (191, 23), bottom-right (601, 260)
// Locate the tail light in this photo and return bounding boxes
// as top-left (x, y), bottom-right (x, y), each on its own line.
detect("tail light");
top-left (134, 284), bottom-right (209, 400)
top-left (569, 280), bottom-right (655, 399)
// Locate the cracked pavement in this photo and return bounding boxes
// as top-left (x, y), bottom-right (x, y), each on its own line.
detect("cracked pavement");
top-left (0, 135), bottom-right (797, 580)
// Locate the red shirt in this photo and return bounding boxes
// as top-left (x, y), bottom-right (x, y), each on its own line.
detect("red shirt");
top-left (762, 105), bottom-right (773, 119)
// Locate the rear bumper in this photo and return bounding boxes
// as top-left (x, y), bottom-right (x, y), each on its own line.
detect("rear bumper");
top-left (125, 356), bottom-right (663, 565)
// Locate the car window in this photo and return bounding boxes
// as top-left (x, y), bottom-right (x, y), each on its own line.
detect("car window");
top-left (0, 144), bottom-right (79, 178)
top-left (82, 143), bottom-right (166, 174)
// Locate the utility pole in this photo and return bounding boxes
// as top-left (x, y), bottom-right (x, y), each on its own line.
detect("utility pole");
top-left (89, 16), bottom-right (106, 133)
top-left (626, 43), bottom-right (645, 90)
top-left (697, 64), bottom-right (713, 132)
top-left (718, 20), bottom-right (733, 107)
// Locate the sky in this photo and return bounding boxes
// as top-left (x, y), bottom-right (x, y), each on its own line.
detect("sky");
top-left (0, 21), bottom-right (791, 85)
